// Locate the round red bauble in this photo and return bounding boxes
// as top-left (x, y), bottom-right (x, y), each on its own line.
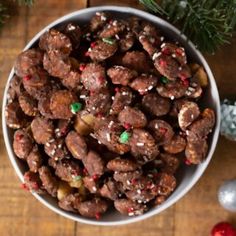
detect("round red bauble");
top-left (211, 222), bottom-right (236, 236)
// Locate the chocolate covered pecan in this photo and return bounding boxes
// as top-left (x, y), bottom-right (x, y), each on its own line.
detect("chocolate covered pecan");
top-left (163, 134), bottom-right (186, 154)
top-left (107, 158), bottom-right (139, 172)
top-left (27, 145), bottom-right (43, 173)
top-left (19, 92), bottom-right (38, 116)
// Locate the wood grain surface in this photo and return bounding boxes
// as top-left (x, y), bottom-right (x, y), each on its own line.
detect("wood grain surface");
top-left (0, 1), bottom-right (235, 236)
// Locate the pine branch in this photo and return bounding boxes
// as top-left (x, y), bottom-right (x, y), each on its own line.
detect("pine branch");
top-left (17, 0), bottom-right (34, 5)
top-left (0, 3), bottom-right (9, 29)
top-left (140, 0), bottom-right (236, 53)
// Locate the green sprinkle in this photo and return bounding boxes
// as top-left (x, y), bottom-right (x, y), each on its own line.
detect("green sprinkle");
top-left (119, 131), bottom-right (131, 144)
top-left (73, 175), bottom-right (82, 181)
top-left (70, 102), bottom-right (82, 114)
top-left (160, 76), bottom-right (169, 84)
top-left (102, 37), bottom-right (115, 45)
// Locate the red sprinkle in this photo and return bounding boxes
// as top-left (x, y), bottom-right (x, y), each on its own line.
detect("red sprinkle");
top-left (32, 182), bottom-right (39, 190)
top-left (21, 183), bottom-right (29, 191)
top-left (90, 42), bottom-right (97, 48)
top-left (24, 173), bottom-right (31, 181)
top-left (96, 112), bottom-right (103, 118)
top-left (83, 168), bottom-right (88, 175)
top-left (79, 64), bottom-right (86, 71)
top-left (109, 20), bottom-right (113, 24)
top-left (15, 134), bottom-right (23, 141)
top-left (182, 79), bottom-right (189, 87)
top-left (185, 159), bottom-right (192, 165)
top-left (162, 47), bottom-right (171, 55)
top-left (124, 122), bottom-right (131, 130)
top-left (90, 90), bottom-right (95, 96)
top-left (159, 127), bottom-right (167, 134)
top-left (127, 207), bottom-right (133, 213)
top-left (23, 75), bottom-right (31, 81)
top-left (175, 48), bottom-right (184, 56)
top-left (92, 174), bottom-right (99, 181)
top-left (114, 87), bottom-right (120, 93)
top-left (98, 76), bottom-right (104, 83)
top-left (85, 51), bottom-right (90, 57)
top-left (159, 59), bottom-right (167, 67)
top-left (95, 212), bottom-right (100, 220)
top-left (131, 178), bottom-right (137, 185)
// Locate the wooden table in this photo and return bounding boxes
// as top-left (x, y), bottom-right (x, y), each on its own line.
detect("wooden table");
top-left (0, 1), bottom-right (236, 235)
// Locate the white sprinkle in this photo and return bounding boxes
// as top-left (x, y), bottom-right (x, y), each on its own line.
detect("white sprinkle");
top-left (92, 186), bottom-right (97, 192)
top-left (137, 200), bottom-right (143, 203)
top-left (152, 52), bottom-right (162, 60)
top-left (115, 34), bottom-right (120, 40)
top-left (147, 174), bottom-right (154, 178)
top-left (80, 95), bottom-right (86, 99)
top-left (50, 149), bottom-right (56, 156)
top-left (191, 114), bottom-right (194, 119)
top-left (90, 133), bottom-right (96, 139)
top-left (88, 47), bottom-right (92, 52)
top-left (128, 212), bottom-right (134, 216)
top-left (126, 180), bottom-right (131, 185)
top-left (160, 43), bottom-right (166, 48)
top-left (137, 189), bottom-right (141, 194)
top-left (139, 35), bottom-right (145, 40)
top-left (160, 36), bottom-right (164, 41)
top-left (178, 67), bottom-right (182, 71)
top-left (172, 53), bottom-right (176, 58)
top-left (188, 87), bottom-right (195, 92)
top-left (54, 157), bottom-right (59, 161)
top-left (108, 121), bottom-right (114, 129)
top-left (58, 144), bottom-right (62, 148)
top-left (192, 82), bottom-right (198, 87)
top-left (55, 128), bottom-right (60, 133)
top-left (155, 123), bottom-right (159, 129)
top-left (186, 130), bottom-right (190, 135)
top-left (136, 142), bottom-right (144, 147)
top-left (106, 133), bottom-right (111, 142)
top-left (92, 107), bottom-right (96, 110)
top-left (170, 96), bottom-right (175, 100)
top-left (45, 142), bottom-right (50, 147)
top-left (95, 12), bottom-right (101, 16)
top-left (68, 24), bottom-right (76, 31)
top-left (149, 37), bottom-right (155, 43)
top-left (98, 140), bottom-right (101, 144)
top-left (185, 91), bottom-right (192, 96)
top-left (111, 96), bottom-right (114, 100)
top-left (122, 92), bottom-right (128, 95)
top-left (112, 20), bottom-right (118, 26)
top-left (101, 15), bottom-right (107, 21)
top-left (143, 156), bottom-right (149, 162)
top-left (49, 139), bottom-right (55, 143)
top-left (148, 86), bottom-right (153, 90)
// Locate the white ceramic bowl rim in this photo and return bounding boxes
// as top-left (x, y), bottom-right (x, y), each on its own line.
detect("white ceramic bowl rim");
top-left (2, 6), bottom-right (221, 226)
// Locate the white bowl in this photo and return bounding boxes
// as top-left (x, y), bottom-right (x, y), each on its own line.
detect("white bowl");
top-left (2, 6), bottom-right (221, 226)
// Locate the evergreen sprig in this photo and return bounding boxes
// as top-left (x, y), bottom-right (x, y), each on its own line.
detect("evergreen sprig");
top-left (140, 0), bottom-right (236, 53)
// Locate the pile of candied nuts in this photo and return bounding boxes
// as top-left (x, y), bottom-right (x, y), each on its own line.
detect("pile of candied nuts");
top-left (5, 12), bottom-right (215, 219)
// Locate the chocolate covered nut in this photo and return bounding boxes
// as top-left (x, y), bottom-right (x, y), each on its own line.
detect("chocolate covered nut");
top-left (27, 145), bottom-right (43, 173)
top-left (160, 153), bottom-right (180, 174)
top-left (122, 51), bottom-right (151, 73)
top-left (81, 63), bottom-right (107, 91)
top-left (138, 23), bottom-right (161, 56)
top-left (192, 66), bottom-right (208, 87)
top-left (83, 176), bottom-right (99, 193)
top-left (31, 117), bottom-right (54, 144)
top-left (90, 12), bottom-right (109, 32)
top-left (61, 70), bottom-right (81, 91)
top-left (114, 198), bottom-right (147, 216)
top-left (156, 172), bottom-right (176, 196)
top-left (19, 92), bottom-right (38, 116)
top-left (23, 171), bottom-right (43, 193)
top-left (178, 101), bottom-right (200, 130)
top-left (154, 54), bottom-right (180, 80)
top-left (163, 134), bottom-right (186, 154)
top-left (39, 166), bottom-right (58, 197)
top-left (82, 150), bottom-right (104, 176)
top-left (100, 179), bottom-right (119, 200)
top-left (58, 193), bottom-right (81, 212)
top-left (160, 43), bottom-right (187, 65)
top-left (111, 87), bottom-right (133, 115)
top-left (55, 159), bottom-right (81, 182)
top-left (169, 98), bottom-right (189, 117)
top-left (50, 90), bottom-right (78, 119)
top-left (125, 188), bottom-right (155, 203)
top-left (113, 170), bottom-right (143, 186)
top-left (142, 93), bottom-right (171, 117)
top-left (63, 23), bottom-right (81, 50)
top-left (187, 108), bottom-right (215, 142)
top-left (99, 20), bottom-right (126, 38)
top-left (13, 129), bottom-right (33, 160)
top-left (95, 118), bottom-right (130, 154)
top-left (156, 79), bottom-right (187, 99)
top-left (44, 138), bottom-right (69, 161)
top-left (148, 119), bottom-right (174, 145)
top-left (77, 198), bottom-right (109, 218)
top-left (5, 101), bottom-right (28, 129)
top-left (88, 39), bottom-right (118, 62)
top-left (107, 66), bottom-right (137, 86)
top-left (129, 129), bottom-right (159, 164)
top-left (7, 75), bottom-right (24, 102)
top-left (39, 29), bottom-right (72, 55)
top-left (86, 88), bottom-right (111, 115)
top-left (185, 139), bottom-right (208, 164)
top-left (65, 131), bottom-right (87, 160)
top-left (107, 158), bottom-right (139, 172)
top-left (129, 74), bottom-right (158, 95)
top-left (38, 93), bottom-right (55, 119)
top-left (118, 107), bottom-right (147, 128)
top-left (119, 31), bottom-right (135, 52)
top-left (22, 67), bottom-right (50, 100)
top-left (14, 49), bottom-right (43, 77)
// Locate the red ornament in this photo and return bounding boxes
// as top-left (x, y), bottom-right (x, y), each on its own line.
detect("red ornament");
top-left (211, 222), bottom-right (236, 236)
top-left (23, 75), bottom-right (31, 81)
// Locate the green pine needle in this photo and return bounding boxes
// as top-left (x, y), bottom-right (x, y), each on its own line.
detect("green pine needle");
top-left (140, 0), bottom-right (236, 53)
top-left (17, 0), bottom-right (34, 5)
top-left (0, 3), bottom-right (9, 29)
